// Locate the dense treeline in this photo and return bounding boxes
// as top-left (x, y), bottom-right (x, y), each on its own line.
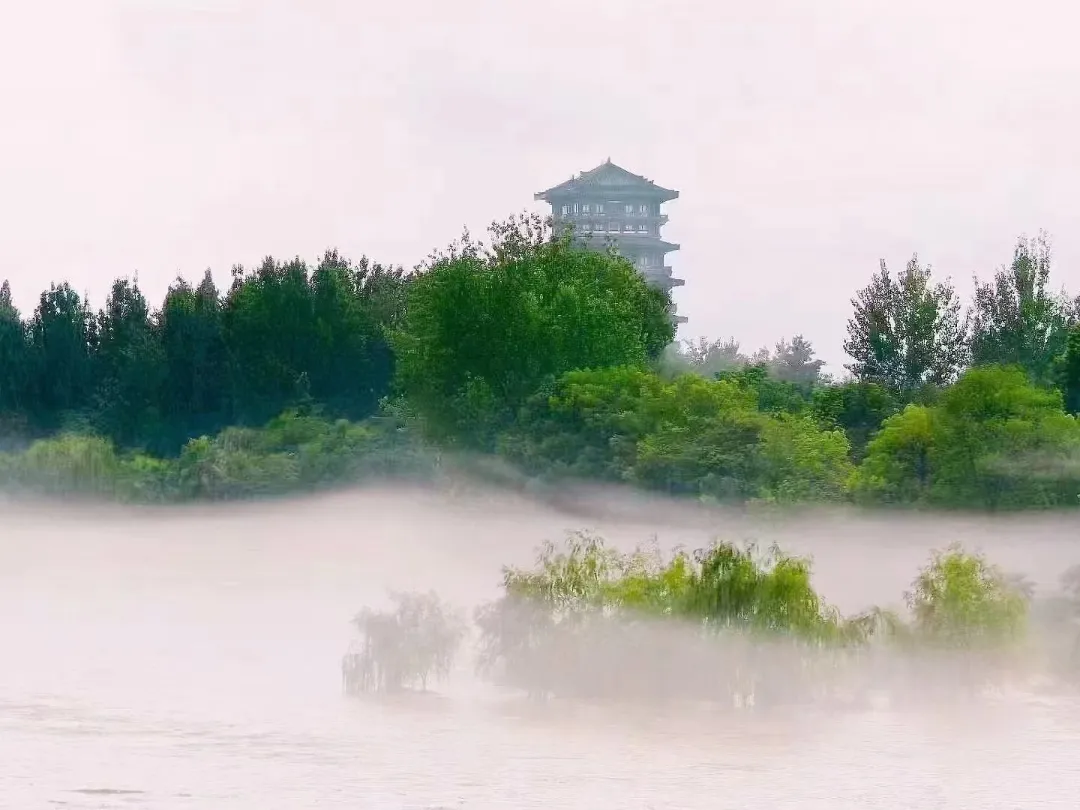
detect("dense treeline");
top-left (3, 215), bottom-right (1080, 509)
top-left (0, 251), bottom-right (404, 452)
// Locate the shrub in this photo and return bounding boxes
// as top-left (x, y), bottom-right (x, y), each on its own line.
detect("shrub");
top-left (904, 543), bottom-right (1030, 649)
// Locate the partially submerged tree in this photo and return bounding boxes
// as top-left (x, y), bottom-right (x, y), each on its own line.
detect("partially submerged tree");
top-left (472, 532), bottom-right (870, 705)
top-left (344, 590), bottom-right (467, 694)
top-left (904, 544), bottom-right (1029, 650)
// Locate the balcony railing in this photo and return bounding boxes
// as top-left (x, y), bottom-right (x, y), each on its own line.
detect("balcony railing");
top-left (556, 211), bottom-right (668, 224)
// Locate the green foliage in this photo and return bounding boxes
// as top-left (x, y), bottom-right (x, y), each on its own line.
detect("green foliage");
top-left (714, 363), bottom-right (810, 415)
top-left (845, 255), bottom-right (967, 396)
top-left (157, 271), bottom-right (229, 449)
top-left (93, 278), bottom-right (166, 449)
top-left (852, 365), bottom-right (1080, 508)
top-left (811, 380), bottom-right (899, 461)
top-left (393, 214), bottom-right (674, 447)
top-left (1054, 324), bottom-right (1080, 415)
top-left (1, 433), bottom-right (121, 497)
top-left (4, 218), bottom-right (1080, 513)
top-left (968, 233), bottom-right (1075, 384)
top-left (0, 409), bottom-right (437, 502)
top-left (0, 249), bottom-right (405, 457)
top-left (502, 366), bottom-right (850, 504)
top-left (905, 544), bottom-right (1029, 649)
top-left (0, 281), bottom-right (31, 417)
top-left (28, 283), bottom-right (97, 424)
top-left (849, 404), bottom-right (936, 504)
top-left (479, 533), bottom-right (852, 653)
top-left (757, 414), bottom-right (853, 503)
top-left (472, 533), bottom-right (1034, 704)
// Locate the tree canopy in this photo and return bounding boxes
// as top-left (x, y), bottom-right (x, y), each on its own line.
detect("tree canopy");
top-left (1, 215), bottom-right (1079, 512)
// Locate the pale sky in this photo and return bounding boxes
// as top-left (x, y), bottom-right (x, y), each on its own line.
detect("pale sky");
top-left (2, 0), bottom-right (1079, 371)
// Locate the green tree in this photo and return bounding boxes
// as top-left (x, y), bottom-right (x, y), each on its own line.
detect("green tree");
top-left (849, 404), bottom-right (936, 503)
top-left (757, 413), bottom-right (853, 503)
top-left (93, 277), bottom-right (166, 447)
top-left (967, 233), bottom-right (1074, 384)
top-left (307, 250), bottom-right (392, 418)
top-left (844, 255), bottom-right (967, 397)
top-left (906, 544), bottom-right (1029, 649)
top-left (714, 363), bottom-right (810, 416)
top-left (0, 281), bottom-right (31, 423)
top-left (158, 270), bottom-right (228, 446)
top-left (394, 214), bottom-right (674, 447)
top-left (811, 380), bottom-right (899, 461)
top-left (931, 365), bottom-right (1080, 508)
top-left (27, 282), bottom-right (96, 426)
top-left (1056, 324), bottom-right (1080, 415)
top-left (853, 365), bottom-right (1080, 508)
top-left (223, 257), bottom-right (318, 423)
top-left (503, 367), bottom-right (765, 498)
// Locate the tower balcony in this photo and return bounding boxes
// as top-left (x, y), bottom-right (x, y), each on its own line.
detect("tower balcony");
top-left (553, 211), bottom-right (668, 225)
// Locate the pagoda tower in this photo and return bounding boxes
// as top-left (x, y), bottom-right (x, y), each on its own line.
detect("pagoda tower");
top-left (534, 158), bottom-right (685, 324)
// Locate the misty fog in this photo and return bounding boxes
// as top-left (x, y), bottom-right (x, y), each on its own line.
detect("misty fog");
top-left (3, 482), bottom-right (1080, 807)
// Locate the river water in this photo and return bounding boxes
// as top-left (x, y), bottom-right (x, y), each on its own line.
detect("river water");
top-left (3, 486), bottom-right (1080, 808)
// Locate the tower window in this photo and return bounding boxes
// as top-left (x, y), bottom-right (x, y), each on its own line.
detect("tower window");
top-left (596, 203), bottom-right (605, 213)
top-left (561, 204), bottom-right (570, 215)
top-left (639, 204), bottom-right (648, 214)
top-left (582, 203), bottom-right (590, 213)
top-left (638, 223), bottom-right (647, 232)
top-left (624, 204), bottom-right (634, 214)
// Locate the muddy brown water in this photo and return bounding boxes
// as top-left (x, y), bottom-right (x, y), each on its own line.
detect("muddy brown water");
top-left (2, 486), bottom-right (1080, 808)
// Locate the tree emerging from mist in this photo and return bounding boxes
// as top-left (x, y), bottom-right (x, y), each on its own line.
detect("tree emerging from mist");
top-left (341, 532), bottom-right (1055, 708)
top-left (343, 591), bottom-right (467, 695)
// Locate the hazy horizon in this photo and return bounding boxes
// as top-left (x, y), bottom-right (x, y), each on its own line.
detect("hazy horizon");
top-left (4, 0), bottom-right (1080, 372)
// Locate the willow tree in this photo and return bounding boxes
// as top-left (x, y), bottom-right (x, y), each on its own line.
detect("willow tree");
top-left (344, 591), bottom-right (467, 695)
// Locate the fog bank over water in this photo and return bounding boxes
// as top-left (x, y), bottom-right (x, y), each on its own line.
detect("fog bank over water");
top-left (7, 481), bottom-right (1078, 610)
top-left (3, 483), bottom-right (1080, 807)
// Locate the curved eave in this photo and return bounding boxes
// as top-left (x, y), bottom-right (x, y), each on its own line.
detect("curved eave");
top-left (535, 186), bottom-right (679, 203)
top-left (613, 234), bottom-right (681, 252)
top-left (573, 234), bottom-right (681, 253)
